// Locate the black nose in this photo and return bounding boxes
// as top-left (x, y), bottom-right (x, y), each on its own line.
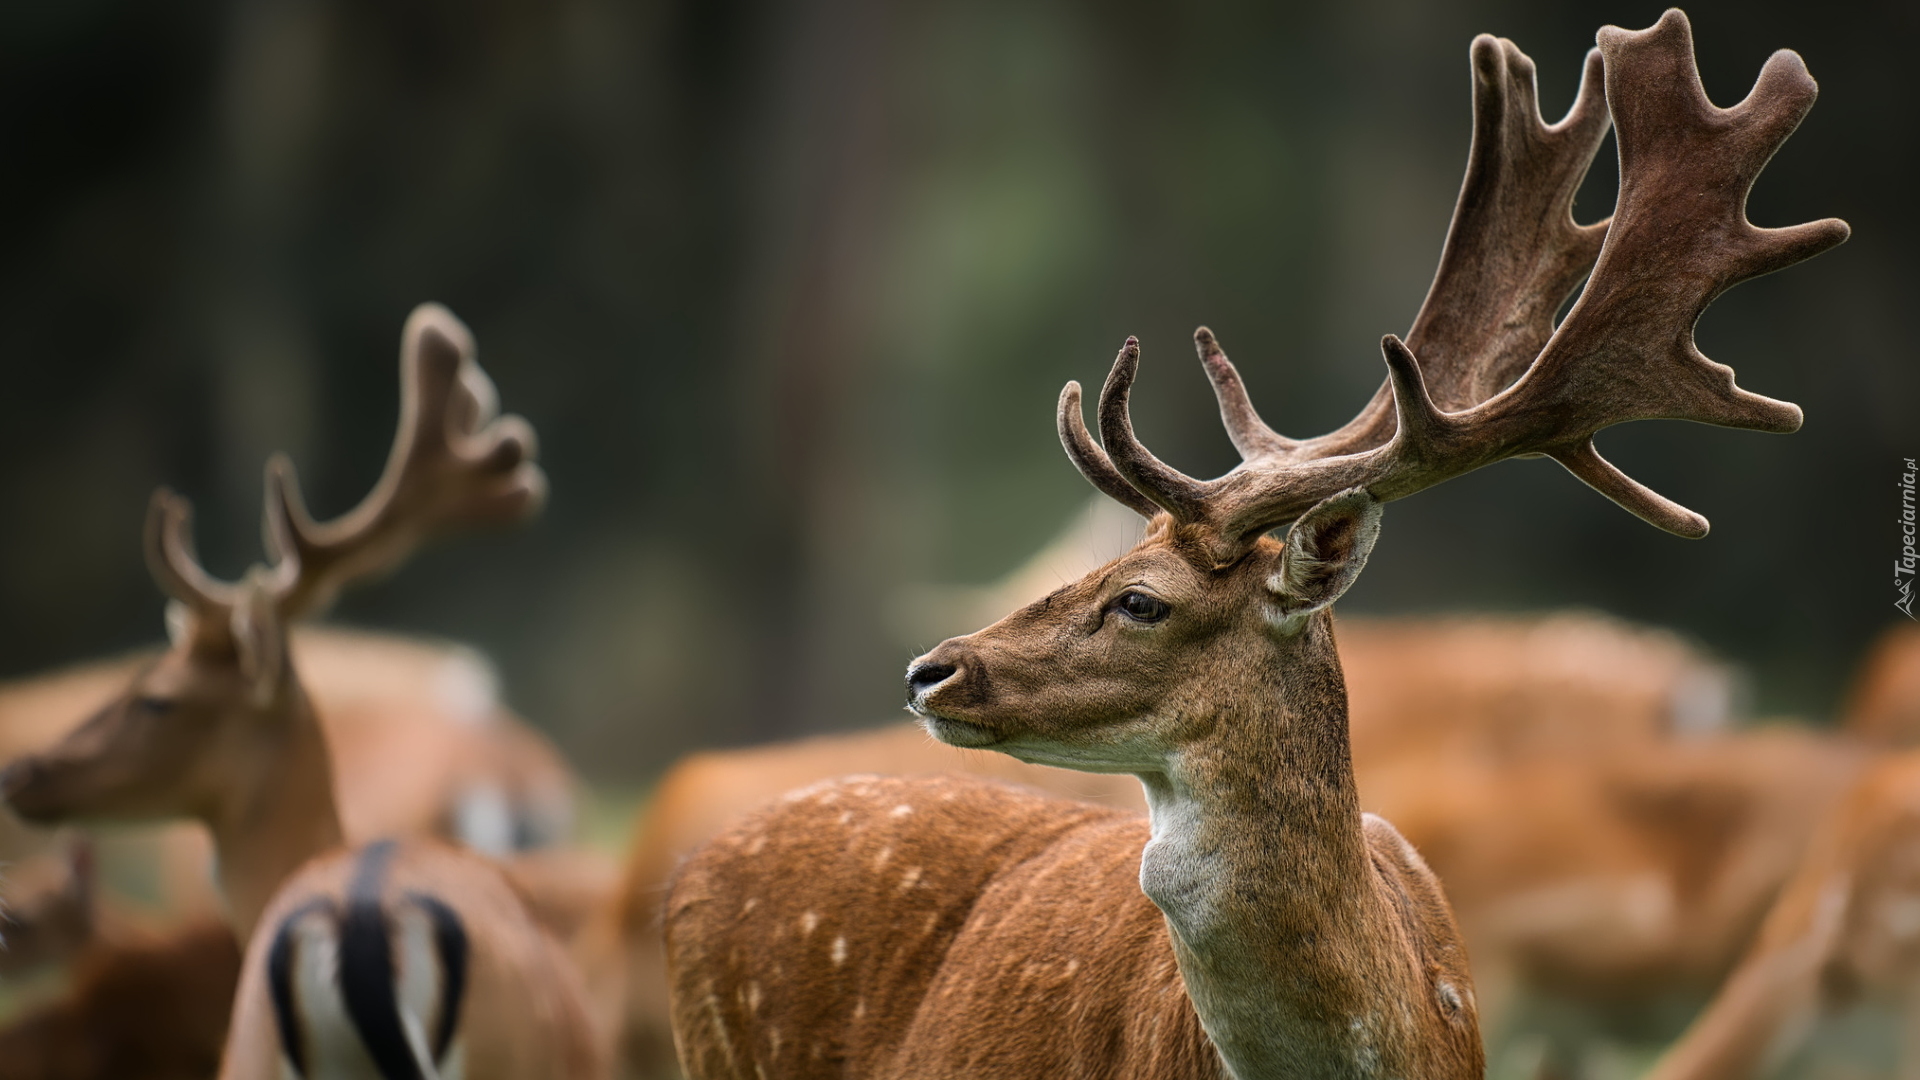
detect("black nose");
top-left (906, 661), bottom-right (957, 697)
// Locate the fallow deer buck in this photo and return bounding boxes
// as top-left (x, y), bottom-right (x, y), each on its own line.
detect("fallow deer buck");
top-left (0, 304), bottom-right (604, 1079)
top-left (591, 613), bottom-right (1734, 1075)
top-left (664, 12), bottom-right (1847, 1079)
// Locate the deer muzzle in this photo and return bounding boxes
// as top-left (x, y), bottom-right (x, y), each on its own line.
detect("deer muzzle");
top-left (905, 643), bottom-right (1003, 748)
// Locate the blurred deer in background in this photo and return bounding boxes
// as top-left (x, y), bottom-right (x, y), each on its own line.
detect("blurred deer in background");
top-left (663, 12), bottom-right (1846, 1078)
top-left (1644, 746), bottom-right (1920, 1080)
top-left (1843, 623), bottom-right (1920, 748)
top-left (0, 304), bottom-right (604, 1079)
top-left (0, 636), bottom-right (600, 1079)
top-left (0, 916), bottom-right (241, 1080)
top-left (0, 631), bottom-right (582, 936)
top-left (1369, 726), bottom-right (1869, 1041)
top-left (1, 840), bottom-right (106, 981)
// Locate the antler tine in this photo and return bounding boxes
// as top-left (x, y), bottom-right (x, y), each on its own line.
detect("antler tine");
top-left (1095, 338), bottom-right (1210, 522)
top-left (1404, 35), bottom-right (1612, 412)
top-left (1058, 382), bottom-right (1162, 520)
top-left (263, 302), bottom-right (548, 619)
top-left (1274, 30), bottom-right (1615, 466)
top-left (144, 489), bottom-right (242, 618)
top-left (1195, 327), bottom-right (1297, 460)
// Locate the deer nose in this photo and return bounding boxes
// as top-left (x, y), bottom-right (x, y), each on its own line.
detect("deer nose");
top-left (906, 660), bottom-right (958, 697)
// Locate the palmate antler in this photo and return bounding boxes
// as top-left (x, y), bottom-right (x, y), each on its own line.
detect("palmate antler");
top-left (1061, 10), bottom-right (1848, 560)
top-left (146, 303), bottom-right (546, 631)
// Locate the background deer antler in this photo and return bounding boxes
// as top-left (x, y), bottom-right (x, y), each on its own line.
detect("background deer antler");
top-left (147, 303), bottom-right (546, 628)
top-left (1062, 9), bottom-right (1847, 558)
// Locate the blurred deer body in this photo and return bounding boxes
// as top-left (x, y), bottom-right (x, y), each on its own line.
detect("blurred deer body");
top-left (1366, 730), bottom-right (1870, 1013)
top-left (0, 916), bottom-right (242, 1080)
top-left (665, 13), bottom-right (1845, 1078)
top-left (1644, 748), bottom-right (1920, 1080)
top-left (0, 304), bottom-right (603, 1079)
top-left (1843, 623), bottom-right (1920, 748)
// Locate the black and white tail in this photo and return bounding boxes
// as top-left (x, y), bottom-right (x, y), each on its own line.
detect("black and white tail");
top-left (266, 841), bottom-right (470, 1080)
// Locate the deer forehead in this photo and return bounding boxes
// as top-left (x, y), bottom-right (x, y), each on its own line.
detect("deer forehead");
top-left (1079, 540), bottom-right (1272, 609)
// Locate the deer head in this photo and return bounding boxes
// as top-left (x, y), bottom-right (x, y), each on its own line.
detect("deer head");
top-left (0, 304), bottom-right (544, 828)
top-left (907, 11), bottom-right (1848, 777)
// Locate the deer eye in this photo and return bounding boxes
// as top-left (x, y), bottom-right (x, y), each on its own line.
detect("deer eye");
top-left (1113, 591), bottom-right (1170, 624)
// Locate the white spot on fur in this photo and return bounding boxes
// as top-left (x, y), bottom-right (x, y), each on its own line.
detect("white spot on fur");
top-left (897, 867), bottom-right (922, 892)
top-left (746, 835), bottom-right (767, 856)
top-left (746, 982), bottom-right (762, 1013)
top-left (704, 987), bottom-right (737, 1067)
top-left (800, 911), bottom-right (819, 936)
top-left (838, 811), bottom-right (853, 825)
top-left (854, 998), bottom-right (866, 1020)
top-left (891, 804), bottom-right (913, 817)
top-left (768, 1028), bottom-right (783, 1057)
top-left (831, 936), bottom-right (847, 966)
top-left (873, 845), bottom-right (893, 869)
top-left (742, 898), bottom-right (759, 914)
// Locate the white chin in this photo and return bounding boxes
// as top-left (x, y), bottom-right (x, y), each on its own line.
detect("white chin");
top-left (919, 715), bottom-right (1001, 749)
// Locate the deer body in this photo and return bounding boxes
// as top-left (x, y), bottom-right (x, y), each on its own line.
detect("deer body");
top-left (600, 610), bottom-right (1726, 1075)
top-left (670, 580), bottom-right (1480, 1080)
top-left (1, 304), bottom-right (604, 1079)
top-left (665, 11), bottom-right (1844, 1077)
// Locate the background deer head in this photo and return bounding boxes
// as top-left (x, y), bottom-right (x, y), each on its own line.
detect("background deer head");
top-left (0, 304), bottom-right (543, 828)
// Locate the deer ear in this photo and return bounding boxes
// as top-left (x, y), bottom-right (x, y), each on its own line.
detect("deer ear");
top-left (229, 577), bottom-right (285, 706)
top-left (1267, 488), bottom-right (1382, 620)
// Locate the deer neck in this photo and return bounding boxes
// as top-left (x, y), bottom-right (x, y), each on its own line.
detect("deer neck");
top-left (1136, 613), bottom-right (1398, 1079)
top-left (202, 682), bottom-right (345, 940)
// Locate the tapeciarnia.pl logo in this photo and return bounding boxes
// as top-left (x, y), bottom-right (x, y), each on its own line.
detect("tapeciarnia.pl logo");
top-left (1899, 457), bottom-right (1917, 620)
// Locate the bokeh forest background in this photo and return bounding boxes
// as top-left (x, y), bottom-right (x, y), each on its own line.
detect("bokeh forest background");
top-left (0, 0), bottom-right (1911, 782)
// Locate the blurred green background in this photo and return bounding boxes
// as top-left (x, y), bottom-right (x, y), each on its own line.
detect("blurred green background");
top-left (0, 0), bottom-right (1910, 781)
